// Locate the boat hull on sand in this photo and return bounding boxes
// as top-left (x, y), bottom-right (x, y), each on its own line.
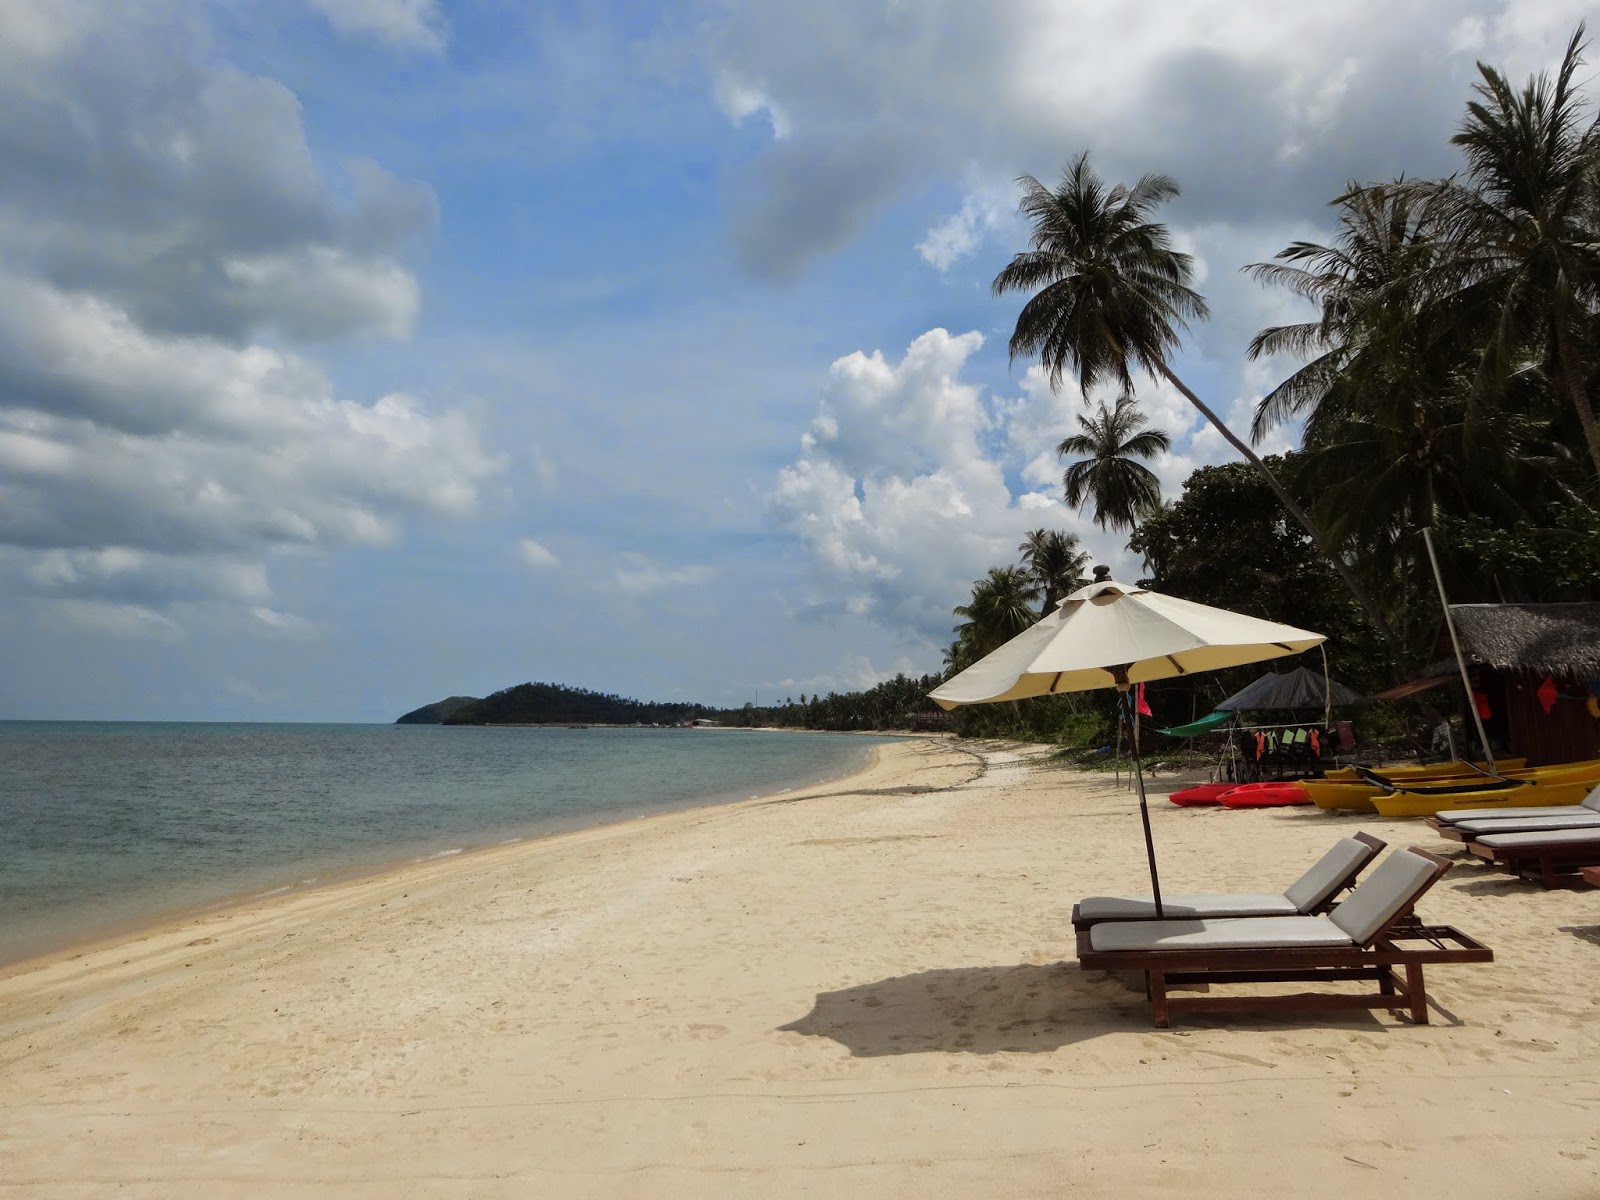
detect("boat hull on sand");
top-left (1371, 774), bottom-right (1600, 818)
top-left (1309, 759), bottom-right (1600, 813)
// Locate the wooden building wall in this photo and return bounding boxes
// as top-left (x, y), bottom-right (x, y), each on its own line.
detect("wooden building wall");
top-left (1499, 671), bottom-right (1600, 766)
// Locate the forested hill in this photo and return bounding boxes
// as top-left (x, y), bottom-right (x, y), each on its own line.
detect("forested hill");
top-left (439, 682), bottom-right (720, 726)
top-left (395, 696), bottom-right (480, 724)
top-left (395, 674), bottom-right (952, 732)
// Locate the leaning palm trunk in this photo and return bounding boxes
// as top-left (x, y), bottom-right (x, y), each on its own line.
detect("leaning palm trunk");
top-left (1155, 363), bottom-right (1395, 637)
top-left (1553, 326), bottom-right (1600, 480)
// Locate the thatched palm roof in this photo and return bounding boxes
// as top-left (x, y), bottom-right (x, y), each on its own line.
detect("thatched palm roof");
top-left (1448, 603), bottom-right (1600, 677)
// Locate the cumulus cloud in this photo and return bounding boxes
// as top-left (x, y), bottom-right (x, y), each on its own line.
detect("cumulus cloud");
top-left (517, 538), bottom-right (562, 570)
top-left (0, 8), bottom-right (494, 636)
top-left (768, 329), bottom-right (1104, 643)
top-left (766, 322), bottom-right (1326, 647)
top-left (301, 0), bottom-right (446, 52)
top-left (703, 0), bottom-right (1585, 282)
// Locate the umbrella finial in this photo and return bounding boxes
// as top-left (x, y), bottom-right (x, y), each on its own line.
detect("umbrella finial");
top-left (1091, 564), bottom-right (1113, 583)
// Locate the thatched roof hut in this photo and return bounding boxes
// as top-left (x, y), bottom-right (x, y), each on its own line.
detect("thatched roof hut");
top-left (1448, 603), bottom-right (1600, 676)
top-left (1434, 603), bottom-right (1600, 766)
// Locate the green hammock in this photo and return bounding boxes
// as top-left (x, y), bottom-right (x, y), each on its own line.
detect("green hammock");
top-left (1157, 710), bottom-right (1234, 738)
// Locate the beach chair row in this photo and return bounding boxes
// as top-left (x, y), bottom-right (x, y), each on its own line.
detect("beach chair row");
top-left (1426, 787), bottom-right (1600, 888)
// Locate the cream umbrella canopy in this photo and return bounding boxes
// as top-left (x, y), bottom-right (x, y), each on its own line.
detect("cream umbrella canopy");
top-left (930, 571), bottom-right (1326, 916)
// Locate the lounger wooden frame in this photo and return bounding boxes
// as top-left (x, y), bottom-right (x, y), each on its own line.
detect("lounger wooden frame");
top-left (1070, 832), bottom-right (1386, 931)
top-left (1076, 848), bottom-right (1492, 1029)
top-left (1582, 867), bottom-right (1600, 887)
top-left (1431, 816), bottom-right (1600, 843)
top-left (1467, 836), bottom-right (1600, 888)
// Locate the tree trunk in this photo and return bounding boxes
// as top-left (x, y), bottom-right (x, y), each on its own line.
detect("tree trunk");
top-left (1553, 324), bottom-right (1600, 481)
top-left (1155, 361), bottom-right (1395, 639)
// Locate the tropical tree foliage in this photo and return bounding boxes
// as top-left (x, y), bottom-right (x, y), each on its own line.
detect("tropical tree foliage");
top-left (992, 152), bottom-right (1392, 632)
top-left (1018, 527), bottom-right (1090, 615)
top-left (1058, 393), bottom-right (1170, 532)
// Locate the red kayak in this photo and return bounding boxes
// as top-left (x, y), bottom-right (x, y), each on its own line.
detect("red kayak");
top-left (1219, 782), bottom-right (1312, 808)
top-left (1168, 783), bottom-right (1235, 806)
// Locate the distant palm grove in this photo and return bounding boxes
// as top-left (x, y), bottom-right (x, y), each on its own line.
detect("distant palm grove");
top-left (416, 32), bottom-right (1600, 744)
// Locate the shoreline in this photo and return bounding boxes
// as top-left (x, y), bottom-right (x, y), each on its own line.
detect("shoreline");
top-left (0, 737), bottom-right (904, 981)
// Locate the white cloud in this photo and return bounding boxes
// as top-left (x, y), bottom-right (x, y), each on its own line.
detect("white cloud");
top-left (249, 607), bottom-right (319, 638)
top-left (916, 180), bottom-right (1012, 270)
top-left (714, 69), bottom-right (791, 139)
top-left (302, 0), bottom-right (446, 52)
top-left (768, 329), bottom-right (1096, 641)
top-left (517, 538), bottom-right (562, 570)
top-left (613, 555), bottom-right (715, 596)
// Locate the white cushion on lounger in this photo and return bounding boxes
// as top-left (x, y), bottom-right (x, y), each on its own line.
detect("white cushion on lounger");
top-left (1328, 850), bottom-right (1439, 944)
top-left (1077, 893), bottom-right (1299, 920)
top-left (1453, 814), bottom-right (1600, 836)
top-left (1439, 785), bottom-right (1600, 824)
top-left (1283, 837), bottom-right (1375, 911)
top-left (1089, 914), bottom-right (1353, 952)
top-left (1474, 827), bottom-right (1600, 848)
top-left (1077, 836), bottom-right (1375, 922)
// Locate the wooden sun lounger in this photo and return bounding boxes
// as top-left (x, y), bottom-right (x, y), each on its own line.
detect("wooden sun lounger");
top-left (1070, 833), bottom-right (1385, 930)
top-left (1431, 813), bottom-right (1600, 843)
top-left (1466, 829), bottom-right (1600, 888)
top-left (1076, 848), bottom-right (1491, 1028)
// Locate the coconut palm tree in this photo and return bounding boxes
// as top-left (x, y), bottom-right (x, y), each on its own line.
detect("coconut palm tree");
top-left (951, 566), bottom-right (1040, 660)
top-left (1017, 528), bottom-right (1090, 617)
top-left (992, 151), bottom-right (1392, 634)
top-left (1405, 26), bottom-right (1600, 479)
top-left (1057, 393), bottom-right (1169, 533)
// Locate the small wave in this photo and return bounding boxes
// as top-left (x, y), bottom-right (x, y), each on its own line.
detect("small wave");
top-left (416, 848), bottom-right (464, 862)
top-left (254, 886), bottom-right (291, 899)
top-left (498, 837), bottom-right (523, 845)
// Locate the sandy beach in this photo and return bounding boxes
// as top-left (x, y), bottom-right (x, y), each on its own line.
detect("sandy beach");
top-left (2, 737), bottom-right (1597, 1198)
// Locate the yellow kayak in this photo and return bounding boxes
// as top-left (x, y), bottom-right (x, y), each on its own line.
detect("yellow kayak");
top-left (1371, 773), bottom-right (1600, 818)
top-left (1308, 758), bottom-right (1597, 812)
top-left (1322, 758), bottom-right (1524, 782)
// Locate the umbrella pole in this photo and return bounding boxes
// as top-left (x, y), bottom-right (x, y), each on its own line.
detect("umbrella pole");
top-left (1122, 687), bottom-right (1164, 919)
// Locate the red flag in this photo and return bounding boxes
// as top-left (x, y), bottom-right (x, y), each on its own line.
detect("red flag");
top-left (1536, 676), bottom-right (1558, 715)
top-left (1136, 681), bottom-right (1152, 717)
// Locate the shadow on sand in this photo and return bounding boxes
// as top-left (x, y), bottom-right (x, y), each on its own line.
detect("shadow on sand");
top-left (777, 962), bottom-right (1140, 1056)
top-left (779, 961), bottom-right (1432, 1054)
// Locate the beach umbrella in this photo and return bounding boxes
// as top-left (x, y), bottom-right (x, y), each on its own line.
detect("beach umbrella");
top-left (929, 570), bottom-right (1325, 916)
top-left (1214, 666), bottom-right (1365, 713)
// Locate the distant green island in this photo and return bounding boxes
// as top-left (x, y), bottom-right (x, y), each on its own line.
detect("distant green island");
top-left (396, 677), bottom-right (952, 733)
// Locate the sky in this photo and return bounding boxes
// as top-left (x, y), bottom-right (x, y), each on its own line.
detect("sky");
top-left (0, 0), bottom-right (1589, 722)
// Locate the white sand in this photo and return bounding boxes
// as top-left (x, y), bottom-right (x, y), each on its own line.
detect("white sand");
top-left (2, 738), bottom-right (1598, 1198)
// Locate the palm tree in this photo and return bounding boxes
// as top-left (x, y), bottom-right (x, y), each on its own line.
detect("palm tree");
top-left (992, 151), bottom-right (1392, 634)
top-left (1017, 528), bottom-right (1090, 616)
top-left (1402, 26), bottom-right (1600, 480)
top-left (1247, 184), bottom-right (1570, 588)
top-left (951, 566), bottom-right (1040, 659)
top-left (1057, 393), bottom-right (1169, 533)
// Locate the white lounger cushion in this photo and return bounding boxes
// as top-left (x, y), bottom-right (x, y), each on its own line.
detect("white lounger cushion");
top-left (1328, 850), bottom-right (1439, 944)
top-left (1076, 892), bottom-right (1299, 921)
top-left (1077, 836), bottom-right (1374, 922)
top-left (1474, 827), bottom-right (1600, 849)
top-left (1438, 785), bottom-right (1600, 825)
top-left (1452, 813), bottom-right (1600, 836)
top-left (1283, 837), bottom-right (1375, 911)
top-left (1090, 914), bottom-right (1353, 952)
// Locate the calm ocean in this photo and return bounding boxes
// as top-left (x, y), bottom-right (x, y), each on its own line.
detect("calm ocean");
top-left (0, 722), bottom-right (897, 966)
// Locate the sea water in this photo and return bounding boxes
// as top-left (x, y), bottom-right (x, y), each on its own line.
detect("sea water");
top-left (0, 722), bottom-right (897, 965)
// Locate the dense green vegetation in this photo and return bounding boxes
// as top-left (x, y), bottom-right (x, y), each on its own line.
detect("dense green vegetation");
top-left (399, 677), bottom-right (950, 733)
top-left (943, 30), bottom-right (1600, 748)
